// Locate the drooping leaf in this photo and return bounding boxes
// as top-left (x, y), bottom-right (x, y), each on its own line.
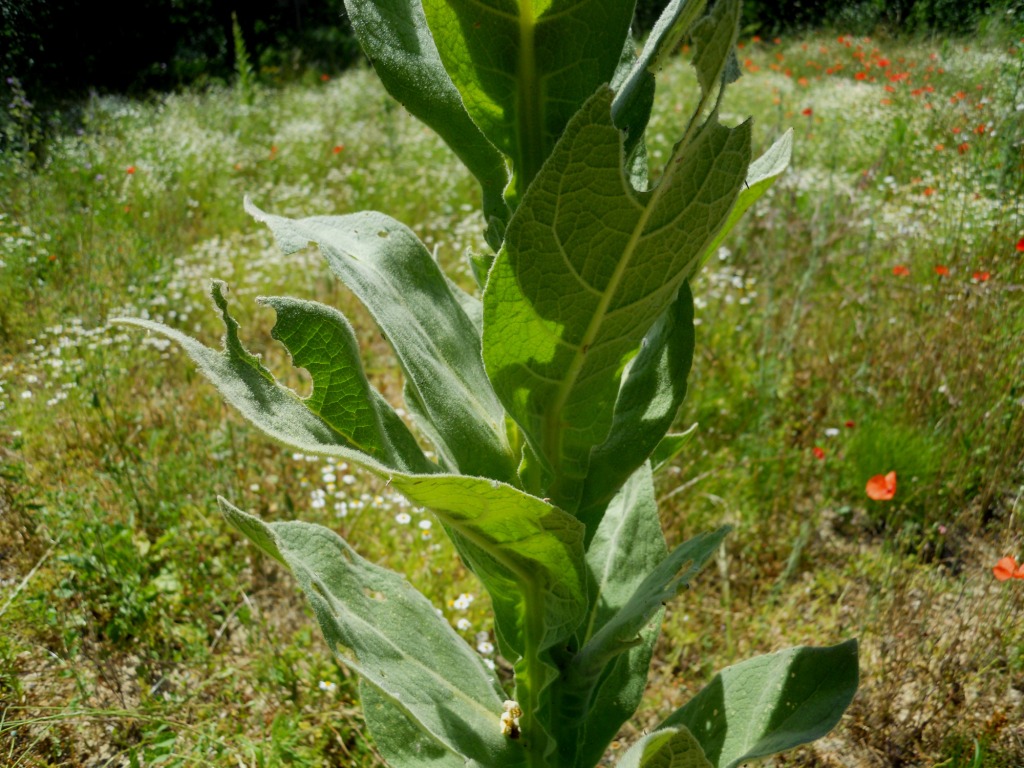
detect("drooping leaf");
top-left (660, 641), bottom-right (860, 768)
top-left (246, 201), bottom-right (517, 483)
top-left (220, 500), bottom-right (525, 767)
top-left (261, 295), bottom-right (434, 474)
top-left (117, 286), bottom-right (587, 668)
top-left (343, 0), bottom-right (509, 248)
top-left (422, 0), bottom-right (636, 206)
top-left (578, 282), bottom-right (695, 535)
top-left (117, 282), bottom-right (406, 472)
top-left (616, 727), bottom-right (712, 768)
top-left (551, 463), bottom-right (667, 768)
top-left (568, 526), bottom-right (729, 687)
top-left (482, 87), bottom-right (750, 511)
top-left (698, 130), bottom-right (793, 269)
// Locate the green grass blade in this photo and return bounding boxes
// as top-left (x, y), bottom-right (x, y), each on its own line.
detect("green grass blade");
top-left (482, 88), bottom-right (750, 511)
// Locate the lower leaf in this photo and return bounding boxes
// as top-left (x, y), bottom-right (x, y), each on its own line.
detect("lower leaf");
top-left (220, 500), bottom-right (526, 768)
top-left (659, 640), bottom-right (859, 768)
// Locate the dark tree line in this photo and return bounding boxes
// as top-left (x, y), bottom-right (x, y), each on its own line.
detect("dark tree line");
top-left (1, 0), bottom-right (356, 100)
top-left (0, 0), bottom-right (1016, 108)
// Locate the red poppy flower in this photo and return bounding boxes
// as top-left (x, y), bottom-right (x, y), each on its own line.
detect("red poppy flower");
top-left (892, 265), bottom-right (910, 276)
top-left (332, 145), bottom-right (344, 154)
top-left (845, 420), bottom-right (856, 429)
top-left (957, 142), bottom-right (970, 154)
top-left (922, 187), bottom-right (935, 197)
top-left (802, 107), bottom-right (813, 116)
top-left (866, 471), bottom-right (897, 501)
top-left (973, 271), bottom-right (990, 282)
top-left (1015, 237), bottom-right (1024, 252)
top-left (126, 165), bottom-right (136, 174)
top-left (993, 556), bottom-right (1024, 581)
top-left (934, 265), bottom-right (949, 276)
top-left (813, 446), bottom-right (826, 460)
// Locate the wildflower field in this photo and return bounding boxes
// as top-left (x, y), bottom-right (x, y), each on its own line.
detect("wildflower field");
top-left (2, 21), bottom-right (1024, 767)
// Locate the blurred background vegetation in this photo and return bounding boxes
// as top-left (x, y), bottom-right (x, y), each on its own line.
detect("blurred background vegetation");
top-left (1, 0), bottom-right (1018, 119)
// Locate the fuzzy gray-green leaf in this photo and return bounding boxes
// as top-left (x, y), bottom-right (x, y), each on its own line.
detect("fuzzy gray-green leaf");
top-left (344, 0), bottom-right (509, 247)
top-left (220, 500), bottom-right (524, 767)
top-left (617, 727), bottom-right (712, 768)
top-left (552, 463), bottom-right (667, 768)
top-left (247, 201), bottom-right (516, 483)
top-left (661, 641), bottom-right (860, 768)
top-left (261, 295), bottom-right (434, 474)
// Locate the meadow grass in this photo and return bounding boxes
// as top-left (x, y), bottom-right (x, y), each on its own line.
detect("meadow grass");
top-left (2, 21), bottom-right (1023, 766)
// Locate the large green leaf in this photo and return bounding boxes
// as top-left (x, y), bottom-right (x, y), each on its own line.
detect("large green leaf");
top-left (118, 282), bottom-right (417, 472)
top-left (343, 0), bottom-right (509, 248)
top-left (660, 641), bottom-right (860, 768)
top-left (116, 286), bottom-right (587, 670)
top-left (552, 463), bottom-right (668, 768)
top-left (220, 501), bottom-right (525, 767)
top-left (578, 282), bottom-right (695, 537)
top-left (422, 0), bottom-right (636, 206)
top-left (246, 201), bottom-right (516, 483)
top-left (482, 87), bottom-right (750, 510)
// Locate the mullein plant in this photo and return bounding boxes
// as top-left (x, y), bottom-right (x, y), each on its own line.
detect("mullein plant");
top-left (120, 0), bottom-right (858, 764)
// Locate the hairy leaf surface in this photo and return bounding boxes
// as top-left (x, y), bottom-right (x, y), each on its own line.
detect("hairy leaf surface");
top-left (344, 0), bottom-right (509, 246)
top-left (578, 282), bottom-right (695, 535)
top-left (699, 129), bottom-right (793, 268)
top-left (246, 200), bottom-right (516, 483)
top-left (116, 287), bottom-right (586, 669)
top-left (221, 501), bottom-right (525, 767)
top-left (553, 463), bottom-right (668, 768)
top-left (569, 526), bottom-right (729, 685)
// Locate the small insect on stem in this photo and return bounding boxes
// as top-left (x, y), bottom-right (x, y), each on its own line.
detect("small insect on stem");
top-left (500, 700), bottom-right (523, 740)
